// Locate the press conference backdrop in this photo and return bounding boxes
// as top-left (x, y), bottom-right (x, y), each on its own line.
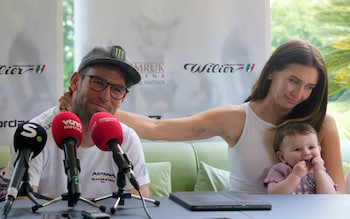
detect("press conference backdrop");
top-left (0, 0), bottom-right (270, 148)
top-left (75, 0), bottom-right (271, 118)
top-left (0, 1), bottom-right (63, 147)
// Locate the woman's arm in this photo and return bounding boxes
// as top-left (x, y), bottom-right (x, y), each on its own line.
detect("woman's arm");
top-left (59, 90), bottom-right (246, 145)
top-left (319, 114), bottom-right (345, 193)
top-left (116, 105), bottom-right (245, 145)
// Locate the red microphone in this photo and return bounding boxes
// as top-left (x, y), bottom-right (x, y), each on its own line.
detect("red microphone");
top-left (52, 111), bottom-right (82, 204)
top-left (52, 111), bottom-right (82, 148)
top-left (89, 112), bottom-right (123, 151)
top-left (89, 112), bottom-right (140, 191)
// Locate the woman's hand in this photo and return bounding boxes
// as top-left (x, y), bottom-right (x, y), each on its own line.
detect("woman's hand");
top-left (59, 89), bottom-right (72, 111)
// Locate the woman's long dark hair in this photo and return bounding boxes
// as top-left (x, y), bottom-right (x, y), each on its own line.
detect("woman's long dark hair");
top-left (245, 39), bottom-right (328, 132)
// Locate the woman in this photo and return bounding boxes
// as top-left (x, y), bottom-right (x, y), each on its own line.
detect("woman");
top-left (60, 39), bottom-right (345, 193)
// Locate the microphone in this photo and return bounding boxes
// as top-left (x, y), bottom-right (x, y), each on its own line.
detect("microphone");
top-left (3, 122), bottom-right (47, 218)
top-left (89, 112), bottom-right (140, 191)
top-left (52, 111), bottom-right (82, 203)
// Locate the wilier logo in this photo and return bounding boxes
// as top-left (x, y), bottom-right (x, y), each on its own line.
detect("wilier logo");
top-left (184, 63), bottom-right (256, 74)
top-left (0, 64), bottom-right (46, 75)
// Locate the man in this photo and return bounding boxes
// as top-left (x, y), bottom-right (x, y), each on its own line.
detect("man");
top-left (5, 45), bottom-right (150, 199)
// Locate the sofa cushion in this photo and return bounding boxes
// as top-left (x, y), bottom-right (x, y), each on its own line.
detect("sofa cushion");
top-left (146, 162), bottom-right (172, 196)
top-left (194, 161), bottom-right (230, 192)
top-left (191, 141), bottom-right (229, 171)
top-left (142, 141), bottom-right (197, 192)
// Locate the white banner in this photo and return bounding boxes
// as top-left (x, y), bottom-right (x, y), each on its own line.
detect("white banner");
top-left (75, 0), bottom-right (270, 118)
top-left (0, 1), bottom-right (63, 147)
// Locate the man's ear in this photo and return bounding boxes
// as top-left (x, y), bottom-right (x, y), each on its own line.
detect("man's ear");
top-left (120, 94), bottom-right (127, 103)
top-left (69, 72), bottom-right (80, 91)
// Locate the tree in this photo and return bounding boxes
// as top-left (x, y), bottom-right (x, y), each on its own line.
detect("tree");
top-left (315, 0), bottom-right (350, 139)
top-left (62, 0), bottom-right (74, 91)
top-left (270, 0), bottom-right (327, 51)
top-left (314, 0), bottom-right (350, 99)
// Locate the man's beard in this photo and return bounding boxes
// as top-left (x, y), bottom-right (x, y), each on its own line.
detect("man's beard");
top-left (70, 100), bottom-right (92, 124)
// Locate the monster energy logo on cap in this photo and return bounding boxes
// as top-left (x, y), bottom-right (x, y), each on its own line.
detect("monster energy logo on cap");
top-left (113, 46), bottom-right (126, 61)
top-left (78, 45), bottom-right (141, 86)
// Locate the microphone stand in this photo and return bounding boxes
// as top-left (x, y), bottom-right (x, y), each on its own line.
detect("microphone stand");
top-left (2, 168), bottom-right (52, 218)
top-left (92, 168), bottom-right (160, 214)
top-left (20, 171), bottom-right (52, 204)
top-left (31, 155), bottom-right (106, 213)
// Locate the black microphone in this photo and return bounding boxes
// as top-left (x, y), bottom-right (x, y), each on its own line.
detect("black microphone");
top-left (51, 111), bottom-right (82, 206)
top-left (89, 112), bottom-right (140, 191)
top-left (3, 122), bottom-right (47, 218)
top-left (111, 143), bottom-right (140, 191)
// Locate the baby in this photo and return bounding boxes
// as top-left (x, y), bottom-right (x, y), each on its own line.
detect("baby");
top-left (263, 122), bottom-right (337, 194)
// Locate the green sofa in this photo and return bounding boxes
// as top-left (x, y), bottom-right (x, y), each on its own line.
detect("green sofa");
top-left (143, 141), bottom-right (230, 196)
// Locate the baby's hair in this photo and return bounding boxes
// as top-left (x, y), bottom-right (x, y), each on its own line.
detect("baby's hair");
top-left (273, 122), bottom-right (317, 152)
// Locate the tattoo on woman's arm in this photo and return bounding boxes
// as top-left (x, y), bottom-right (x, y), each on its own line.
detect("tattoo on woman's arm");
top-left (192, 126), bottom-right (205, 137)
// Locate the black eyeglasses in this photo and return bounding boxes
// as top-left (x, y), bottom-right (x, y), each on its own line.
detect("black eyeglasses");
top-left (85, 75), bottom-right (129, 100)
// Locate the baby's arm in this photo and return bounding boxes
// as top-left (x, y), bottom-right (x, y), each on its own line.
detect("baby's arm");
top-left (312, 156), bottom-right (337, 194)
top-left (267, 162), bottom-right (308, 194)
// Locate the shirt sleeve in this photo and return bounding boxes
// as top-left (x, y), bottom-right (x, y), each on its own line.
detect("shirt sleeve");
top-left (263, 162), bottom-right (293, 187)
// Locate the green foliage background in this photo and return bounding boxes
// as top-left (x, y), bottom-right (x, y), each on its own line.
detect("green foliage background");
top-left (62, 0), bottom-right (74, 91)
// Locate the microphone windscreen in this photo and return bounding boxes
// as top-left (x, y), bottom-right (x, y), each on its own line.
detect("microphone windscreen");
top-left (89, 112), bottom-right (123, 151)
top-left (13, 122), bottom-right (47, 158)
top-left (52, 111), bottom-right (83, 149)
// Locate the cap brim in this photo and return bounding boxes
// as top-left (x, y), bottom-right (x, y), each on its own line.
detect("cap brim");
top-left (79, 58), bottom-right (141, 86)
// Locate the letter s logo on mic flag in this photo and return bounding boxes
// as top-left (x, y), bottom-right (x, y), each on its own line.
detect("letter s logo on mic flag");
top-left (14, 122), bottom-right (47, 158)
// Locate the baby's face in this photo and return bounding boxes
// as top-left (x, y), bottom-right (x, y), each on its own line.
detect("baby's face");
top-left (278, 133), bottom-right (320, 167)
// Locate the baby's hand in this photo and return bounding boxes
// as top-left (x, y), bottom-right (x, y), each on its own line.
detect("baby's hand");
top-left (310, 156), bottom-right (324, 171)
top-left (292, 161), bottom-right (308, 178)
